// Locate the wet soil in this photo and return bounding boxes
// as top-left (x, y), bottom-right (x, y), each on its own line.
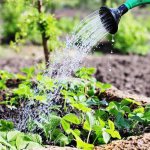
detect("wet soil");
top-left (84, 54), bottom-right (150, 98)
top-left (0, 57), bottom-right (38, 73)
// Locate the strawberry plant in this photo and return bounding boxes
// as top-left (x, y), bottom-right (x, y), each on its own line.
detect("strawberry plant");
top-left (0, 120), bottom-right (43, 149)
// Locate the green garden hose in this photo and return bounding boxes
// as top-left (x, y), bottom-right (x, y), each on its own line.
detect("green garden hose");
top-left (125, 0), bottom-right (150, 9)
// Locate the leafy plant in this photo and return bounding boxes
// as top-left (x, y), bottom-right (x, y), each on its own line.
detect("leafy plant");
top-left (21, 67), bottom-right (35, 79)
top-left (0, 130), bottom-right (43, 150)
top-left (0, 120), bottom-right (14, 132)
top-left (113, 13), bottom-right (150, 55)
top-left (0, 70), bottom-right (16, 90)
top-left (0, 67), bottom-right (150, 150)
top-left (0, 0), bottom-right (25, 43)
top-left (35, 114), bottom-right (70, 146)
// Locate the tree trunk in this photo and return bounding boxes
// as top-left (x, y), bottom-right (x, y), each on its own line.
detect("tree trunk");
top-left (101, 0), bottom-right (107, 6)
top-left (37, 0), bottom-right (49, 68)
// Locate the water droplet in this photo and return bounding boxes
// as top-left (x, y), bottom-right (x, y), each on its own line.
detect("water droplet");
top-left (112, 35), bottom-right (115, 43)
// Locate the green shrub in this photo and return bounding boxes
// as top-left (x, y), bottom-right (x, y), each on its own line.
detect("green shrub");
top-left (113, 13), bottom-right (150, 55)
top-left (0, 0), bottom-right (25, 43)
top-left (145, 17), bottom-right (150, 32)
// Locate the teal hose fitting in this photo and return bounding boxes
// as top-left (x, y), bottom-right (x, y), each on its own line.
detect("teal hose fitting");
top-left (99, 0), bottom-right (150, 34)
top-left (125, 0), bottom-right (150, 9)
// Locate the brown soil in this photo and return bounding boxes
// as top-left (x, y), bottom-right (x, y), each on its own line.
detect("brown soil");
top-left (0, 58), bottom-right (37, 73)
top-left (101, 86), bottom-right (150, 105)
top-left (95, 133), bottom-right (150, 150)
top-left (84, 54), bottom-right (150, 98)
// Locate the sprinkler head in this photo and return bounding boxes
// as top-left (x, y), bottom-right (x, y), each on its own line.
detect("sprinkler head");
top-left (99, 4), bottom-right (128, 34)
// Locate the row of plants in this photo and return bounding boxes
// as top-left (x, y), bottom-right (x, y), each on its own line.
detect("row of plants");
top-left (0, 67), bottom-right (150, 149)
top-left (112, 12), bottom-right (150, 55)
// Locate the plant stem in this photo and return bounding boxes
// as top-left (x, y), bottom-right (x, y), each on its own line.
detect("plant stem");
top-left (37, 0), bottom-right (49, 68)
top-left (87, 129), bottom-right (91, 143)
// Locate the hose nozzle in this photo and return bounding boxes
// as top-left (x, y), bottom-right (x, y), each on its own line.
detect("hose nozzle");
top-left (99, 4), bottom-right (128, 34)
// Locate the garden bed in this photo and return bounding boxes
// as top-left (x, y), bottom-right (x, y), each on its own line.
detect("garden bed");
top-left (1, 53), bottom-right (150, 97)
top-left (0, 54), bottom-right (150, 149)
top-left (84, 54), bottom-right (150, 98)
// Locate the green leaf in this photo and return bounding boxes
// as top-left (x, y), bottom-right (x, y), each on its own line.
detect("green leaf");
top-left (0, 135), bottom-right (12, 148)
top-left (0, 80), bottom-right (6, 90)
top-left (0, 132), bottom-right (7, 139)
top-left (76, 139), bottom-right (94, 150)
top-left (102, 130), bottom-right (110, 144)
top-left (75, 67), bottom-right (96, 79)
top-left (96, 82), bottom-right (111, 92)
top-left (115, 113), bottom-right (130, 129)
top-left (143, 111), bottom-right (150, 121)
top-left (26, 142), bottom-right (42, 149)
top-left (86, 112), bottom-right (95, 129)
top-left (63, 113), bottom-right (80, 125)
top-left (70, 129), bottom-right (94, 150)
top-left (21, 67), bottom-right (35, 79)
top-left (24, 134), bottom-right (42, 144)
top-left (129, 115), bottom-right (144, 122)
top-left (16, 134), bottom-right (28, 150)
top-left (121, 98), bottom-right (140, 106)
top-left (106, 102), bottom-right (119, 111)
top-left (61, 119), bottom-right (70, 134)
top-left (83, 120), bottom-right (90, 131)
top-left (34, 95), bottom-right (47, 102)
top-left (0, 143), bottom-right (6, 150)
top-left (73, 129), bottom-right (81, 137)
top-left (108, 120), bottom-right (115, 131)
top-left (95, 110), bottom-right (108, 120)
top-left (7, 131), bottom-right (20, 142)
top-left (72, 103), bottom-right (91, 112)
top-left (113, 131), bottom-right (121, 139)
top-left (121, 106), bottom-right (131, 113)
top-left (105, 129), bottom-right (121, 139)
top-left (79, 95), bottom-right (86, 102)
top-left (0, 120), bottom-right (14, 131)
top-left (99, 118), bottom-right (105, 128)
top-left (133, 107), bottom-right (144, 114)
top-left (55, 133), bottom-right (69, 146)
top-left (106, 102), bottom-right (119, 115)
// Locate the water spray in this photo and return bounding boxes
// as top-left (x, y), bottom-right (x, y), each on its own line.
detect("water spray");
top-left (99, 0), bottom-right (150, 34)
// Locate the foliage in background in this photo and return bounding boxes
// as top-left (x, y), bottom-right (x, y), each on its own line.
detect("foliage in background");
top-left (113, 13), bottom-right (150, 55)
top-left (1, 0), bottom-right (79, 66)
top-left (0, 0), bottom-right (79, 45)
top-left (0, 0), bottom-right (25, 43)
